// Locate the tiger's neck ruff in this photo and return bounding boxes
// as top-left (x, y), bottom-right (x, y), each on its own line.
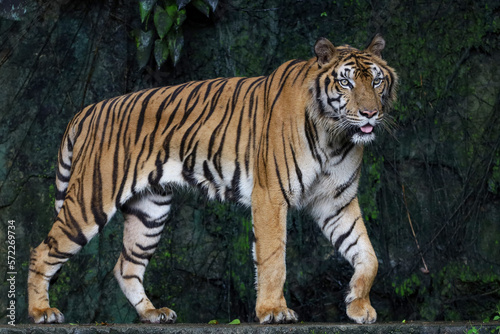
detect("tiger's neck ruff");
top-left (28, 35), bottom-right (397, 325)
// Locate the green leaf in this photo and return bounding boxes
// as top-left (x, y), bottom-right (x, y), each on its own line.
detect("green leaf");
top-left (208, 319), bottom-right (218, 324)
top-left (176, 0), bottom-right (191, 9)
top-left (228, 319), bottom-right (240, 325)
top-left (154, 6), bottom-right (173, 39)
top-left (203, 0), bottom-right (218, 11)
top-left (168, 29), bottom-right (184, 66)
top-left (133, 29), bottom-right (154, 69)
top-left (139, 0), bottom-right (157, 23)
top-left (154, 39), bottom-right (169, 69)
top-left (192, 0), bottom-right (210, 17)
top-left (166, 4), bottom-right (178, 18)
top-left (176, 8), bottom-right (186, 26)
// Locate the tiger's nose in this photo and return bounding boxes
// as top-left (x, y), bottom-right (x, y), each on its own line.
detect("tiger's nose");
top-left (360, 109), bottom-right (378, 118)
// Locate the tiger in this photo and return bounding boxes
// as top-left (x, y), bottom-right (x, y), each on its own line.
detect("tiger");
top-left (28, 34), bottom-right (397, 325)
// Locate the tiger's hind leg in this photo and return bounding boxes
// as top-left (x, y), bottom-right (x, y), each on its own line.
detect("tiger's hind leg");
top-left (28, 200), bottom-right (111, 323)
top-left (114, 188), bottom-right (176, 324)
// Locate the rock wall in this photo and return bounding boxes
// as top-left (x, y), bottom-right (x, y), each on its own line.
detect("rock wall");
top-left (1, 0), bottom-right (499, 325)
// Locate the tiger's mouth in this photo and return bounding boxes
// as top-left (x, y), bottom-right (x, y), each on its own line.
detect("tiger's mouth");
top-left (346, 123), bottom-right (377, 145)
top-left (360, 124), bottom-right (374, 134)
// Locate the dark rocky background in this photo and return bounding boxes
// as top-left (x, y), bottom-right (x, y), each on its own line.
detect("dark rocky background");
top-left (1, 0), bottom-right (499, 325)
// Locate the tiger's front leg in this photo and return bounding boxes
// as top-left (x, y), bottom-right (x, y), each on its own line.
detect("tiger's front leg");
top-left (251, 186), bottom-right (298, 324)
top-left (314, 196), bottom-right (378, 324)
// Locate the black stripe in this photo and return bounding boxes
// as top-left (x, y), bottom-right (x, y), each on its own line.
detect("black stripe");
top-left (43, 260), bottom-right (66, 266)
top-left (333, 142), bottom-right (355, 165)
top-left (122, 205), bottom-right (166, 229)
top-left (322, 212), bottom-right (344, 231)
top-left (280, 125), bottom-right (292, 195)
top-left (330, 140), bottom-right (351, 157)
top-left (289, 144), bottom-right (304, 194)
top-left (314, 71), bottom-right (328, 115)
top-left (145, 230), bottom-right (164, 238)
top-left (112, 92), bottom-right (143, 199)
top-left (29, 269), bottom-right (51, 279)
top-left (300, 62), bottom-right (316, 85)
top-left (203, 160), bottom-right (216, 184)
top-left (334, 166), bottom-right (361, 198)
top-left (131, 250), bottom-right (154, 261)
top-left (154, 212), bottom-right (170, 223)
top-left (290, 60), bottom-right (308, 85)
top-left (162, 126), bottom-right (177, 163)
top-left (114, 157), bottom-right (131, 207)
top-left (344, 236), bottom-right (360, 255)
top-left (205, 79), bottom-right (228, 121)
top-left (99, 97), bottom-right (120, 152)
top-left (121, 247), bottom-right (146, 267)
top-left (55, 189), bottom-right (66, 201)
top-left (122, 275), bottom-right (143, 284)
top-left (49, 249), bottom-right (74, 259)
top-left (179, 103), bottom-right (207, 161)
top-left (322, 193), bottom-right (357, 230)
top-left (178, 83), bottom-right (203, 129)
top-left (136, 241), bottom-right (160, 251)
top-left (182, 141), bottom-right (198, 186)
top-left (108, 93), bottom-right (135, 150)
top-left (148, 151), bottom-right (164, 186)
top-left (146, 88), bottom-right (170, 161)
top-left (135, 88), bottom-right (161, 144)
top-left (130, 135), bottom-right (149, 194)
top-left (304, 115), bottom-right (322, 164)
top-left (233, 79), bottom-right (248, 159)
top-left (58, 221), bottom-right (87, 247)
top-left (335, 216), bottom-right (361, 250)
top-left (169, 81), bottom-right (190, 102)
top-left (151, 197), bottom-right (172, 206)
top-left (56, 168), bottom-right (70, 183)
top-left (91, 159), bottom-right (108, 232)
top-left (66, 134), bottom-right (74, 152)
top-left (59, 159), bottom-right (71, 171)
top-left (74, 104), bottom-right (97, 139)
top-left (208, 99), bottom-right (232, 165)
top-left (229, 162), bottom-right (242, 202)
top-left (273, 154), bottom-right (290, 207)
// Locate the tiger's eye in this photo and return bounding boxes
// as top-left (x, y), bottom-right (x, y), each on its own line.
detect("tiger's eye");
top-left (373, 78), bottom-right (382, 87)
top-left (340, 79), bottom-right (350, 87)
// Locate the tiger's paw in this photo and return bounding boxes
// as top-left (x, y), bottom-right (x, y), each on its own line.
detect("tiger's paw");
top-left (140, 307), bottom-right (177, 324)
top-left (346, 298), bottom-right (377, 324)
top-left (29, 307), bottom-right (65, 324)
top-left (257, 306), bottom-right (298, 324)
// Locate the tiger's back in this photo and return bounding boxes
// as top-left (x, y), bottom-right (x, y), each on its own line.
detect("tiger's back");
top-left (65, 63), bottom-right (311, 210)
top-left (28, 36), bottom-right (397, 325)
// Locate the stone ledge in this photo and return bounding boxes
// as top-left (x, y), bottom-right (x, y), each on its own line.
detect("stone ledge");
top-left (1, 322), bottom-right (499, 334)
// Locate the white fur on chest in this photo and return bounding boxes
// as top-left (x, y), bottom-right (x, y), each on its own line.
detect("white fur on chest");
top-left (303, 142), bottom-right (364, 211)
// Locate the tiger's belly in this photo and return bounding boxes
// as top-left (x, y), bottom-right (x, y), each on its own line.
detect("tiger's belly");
top-left (156, 158), bottom-right (254, 206)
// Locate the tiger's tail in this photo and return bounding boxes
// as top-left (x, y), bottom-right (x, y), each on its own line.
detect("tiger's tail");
top-left (54, 119), bottom-right (76, 216)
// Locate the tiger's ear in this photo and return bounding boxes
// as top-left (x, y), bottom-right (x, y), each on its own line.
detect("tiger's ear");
top-left (314, 38), bottom-right (336, 67)
top-left (365, 34), bottom-right (385, 58)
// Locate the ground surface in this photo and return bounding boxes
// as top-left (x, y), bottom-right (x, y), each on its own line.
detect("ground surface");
top-left (1, 322), bottom-right (499, 334)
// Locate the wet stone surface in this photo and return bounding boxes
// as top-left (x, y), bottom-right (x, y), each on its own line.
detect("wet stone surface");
top-left (1, 322), bottom-right (499, 334)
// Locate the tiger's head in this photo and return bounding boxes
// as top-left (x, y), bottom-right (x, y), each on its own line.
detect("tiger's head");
top-left (309, 34), bottom-right (398, 145)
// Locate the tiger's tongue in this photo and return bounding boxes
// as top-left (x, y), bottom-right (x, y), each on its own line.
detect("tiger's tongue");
top-left (360, 125), bottom-right (374, 134)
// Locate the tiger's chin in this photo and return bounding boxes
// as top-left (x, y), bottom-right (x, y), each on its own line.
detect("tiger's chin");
top-left (351, 132), bottom-right (376, 145)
